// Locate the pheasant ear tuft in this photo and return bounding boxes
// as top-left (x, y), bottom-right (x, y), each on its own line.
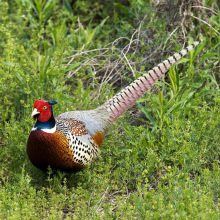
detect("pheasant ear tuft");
top-left (47, 101), bottom-right (57, 105)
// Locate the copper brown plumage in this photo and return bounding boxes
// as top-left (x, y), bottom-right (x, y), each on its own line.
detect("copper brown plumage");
top-left (27, 41), bottom-right (202, 172)
top-left (27, 112), bottom-right (101, 171)
top-left (27, 130), bottom-right (79, 171)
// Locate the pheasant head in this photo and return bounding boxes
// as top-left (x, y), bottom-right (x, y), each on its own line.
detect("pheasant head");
top-left (31, 99), bottom-right (57, 132)
top-left (32, 99), bottom-right (57, 122)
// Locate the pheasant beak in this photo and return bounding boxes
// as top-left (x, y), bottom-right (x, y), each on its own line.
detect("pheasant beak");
top-left (31, 108), bottom-right (40, 120)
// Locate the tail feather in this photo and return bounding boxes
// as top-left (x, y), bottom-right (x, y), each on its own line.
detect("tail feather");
top-left (103, 40), bottom-right (202, 121)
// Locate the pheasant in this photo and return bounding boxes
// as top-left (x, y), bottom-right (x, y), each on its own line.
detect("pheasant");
top-left (27, 40), bottom-right (202, 171)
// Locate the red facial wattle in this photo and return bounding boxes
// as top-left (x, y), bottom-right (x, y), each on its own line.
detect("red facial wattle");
top-left (32, 100), bottom-right (52, 122)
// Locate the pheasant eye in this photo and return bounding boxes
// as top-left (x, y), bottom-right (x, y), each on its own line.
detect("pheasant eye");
top-left (43, 106), bottom-right (48, 110)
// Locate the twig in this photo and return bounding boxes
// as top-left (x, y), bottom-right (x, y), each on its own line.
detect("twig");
top-left (67, 42), bottom-right (89, 65)
top-left (67, 59), bottom-right (91, 78)
top-left (95, 185), bottom-right (109, 213)
top-left (67, 48), bottom-right (109, 60)
top-left (163, 27), bottom-right (179, 51)
top-left (111, 37), bottom-right (130, 46)
top-left (190, 14), bottom-right (220, 35)
top-left (121, 51), bottom-right (135, 77)
top-left (191, 5), bottom-right (218, 15)
top-left (123, 29), bottom-right (138, 55)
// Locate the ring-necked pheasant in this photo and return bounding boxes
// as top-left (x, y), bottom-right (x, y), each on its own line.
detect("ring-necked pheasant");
top-left (27, 40), bottom-right (202, 171)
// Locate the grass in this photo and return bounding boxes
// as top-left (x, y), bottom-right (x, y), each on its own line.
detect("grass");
top-left (0, 0), bottom-right (220, 219)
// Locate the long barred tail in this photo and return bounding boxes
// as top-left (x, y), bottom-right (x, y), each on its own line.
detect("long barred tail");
top-left (103, 40), bottom-right (202, 121)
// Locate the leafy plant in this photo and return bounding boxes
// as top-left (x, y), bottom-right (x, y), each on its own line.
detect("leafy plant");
top-left (0, 0), bottom-right (219, 219)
